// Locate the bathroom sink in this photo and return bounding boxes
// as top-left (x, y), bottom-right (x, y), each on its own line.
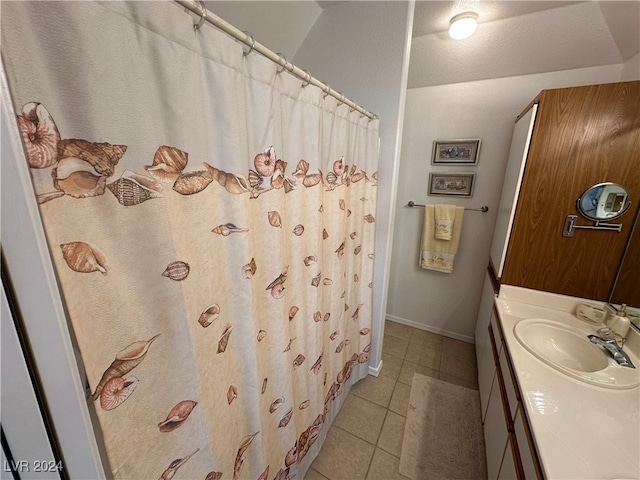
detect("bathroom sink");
top-left (514, 319), bottom-right (639, 389)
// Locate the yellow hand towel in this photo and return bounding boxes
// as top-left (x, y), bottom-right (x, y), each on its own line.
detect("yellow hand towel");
top-left (420, 205), bottom-right (465, 273)
top-left (434, 204), bottom-right (457, 240)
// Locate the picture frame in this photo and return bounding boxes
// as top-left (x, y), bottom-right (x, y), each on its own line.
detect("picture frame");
top-left (428, 173), bottom-right (475, 197)
top-left (432, 139), bottom-right (481, 165)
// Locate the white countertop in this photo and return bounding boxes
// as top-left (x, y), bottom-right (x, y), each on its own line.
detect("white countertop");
top-left (496, 286), bottom-right (640, 480)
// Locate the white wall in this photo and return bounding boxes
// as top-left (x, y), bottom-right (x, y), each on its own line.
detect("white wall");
top-left (387, 65), bottom-right (621, 342)
top-left (293, 1), bottom-right (414, 373)
top-left (620, 52), bottom-right (640, 81)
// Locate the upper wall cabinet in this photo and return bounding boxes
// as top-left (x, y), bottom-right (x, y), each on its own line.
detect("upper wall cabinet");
top-left (500, 81), bottom-right (640, 301)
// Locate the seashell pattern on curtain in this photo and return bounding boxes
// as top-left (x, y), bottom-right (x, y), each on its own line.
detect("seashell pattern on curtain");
top-left (1, 2), bottom-right (379, 479)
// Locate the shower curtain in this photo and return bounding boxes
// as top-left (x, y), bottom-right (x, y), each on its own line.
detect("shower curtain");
top-left (1, 2), bottom-right (379, 479)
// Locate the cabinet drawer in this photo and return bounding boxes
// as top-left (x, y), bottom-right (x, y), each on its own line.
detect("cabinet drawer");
top-left (515, 404), bottom-right (544, 479)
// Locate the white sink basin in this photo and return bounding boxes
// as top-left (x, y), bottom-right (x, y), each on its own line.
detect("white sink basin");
top-left (514, 319), bottom-right (639, 389)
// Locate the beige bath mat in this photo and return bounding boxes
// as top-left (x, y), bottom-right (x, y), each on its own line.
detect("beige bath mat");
top-left (399, 374), bottom-right (487, 480)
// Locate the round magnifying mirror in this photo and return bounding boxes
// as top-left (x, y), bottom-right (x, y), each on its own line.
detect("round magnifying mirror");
top-left (577, 182), bottom-right (631, 221)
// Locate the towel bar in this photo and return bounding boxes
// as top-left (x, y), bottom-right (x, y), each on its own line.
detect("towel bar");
top-left (407, 201), bottom-right (488, 213)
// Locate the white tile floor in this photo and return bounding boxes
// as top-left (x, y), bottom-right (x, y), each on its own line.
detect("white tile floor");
top-left (306, 320), bottom-right (479, 480)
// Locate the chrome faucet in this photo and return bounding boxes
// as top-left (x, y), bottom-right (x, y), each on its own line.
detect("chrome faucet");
top-left (588, 335), bottom-right (636, 368)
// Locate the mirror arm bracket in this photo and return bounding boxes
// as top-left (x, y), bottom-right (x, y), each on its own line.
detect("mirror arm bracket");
top-left (563, 214), bottom-right (623, 237)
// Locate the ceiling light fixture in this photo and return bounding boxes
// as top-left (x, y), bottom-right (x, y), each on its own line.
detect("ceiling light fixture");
top-left (448, 12), bottom-right (478, 40)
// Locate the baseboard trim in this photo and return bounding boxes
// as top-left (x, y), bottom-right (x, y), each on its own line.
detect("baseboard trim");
top-left (368, 358), bottom-right (383, 377)
top-left (385, 314), bottom-right (475, 344)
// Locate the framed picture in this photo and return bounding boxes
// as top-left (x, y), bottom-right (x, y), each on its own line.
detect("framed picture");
top-left (432, 139), bottom-right (481, 165)
top-left (428, 173), bottom-right (475, 197)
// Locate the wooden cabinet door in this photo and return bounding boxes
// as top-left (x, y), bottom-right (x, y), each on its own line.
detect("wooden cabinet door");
top-left (502, 81), bottom-right (640, 300)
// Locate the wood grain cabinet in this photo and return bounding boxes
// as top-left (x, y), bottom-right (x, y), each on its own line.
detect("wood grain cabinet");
top-left (498, 81), bottom-right (640, 301)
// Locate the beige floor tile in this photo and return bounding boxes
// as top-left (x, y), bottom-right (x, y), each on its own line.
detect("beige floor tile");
top-left (379, 353), bottom-right (403, 381)
top-left (409, 329), bottom-right (444, 348)
top-left (440, 371), bottom-right (479, 390)
top-left (384, 321), bottom-right (415, 341)
top-left (333, 395), bottom-right (387, 444)
top-left (389, 381), bottom-right (412, 416)
top-left (377, 411), bottom-right (406, 457)
top-left (397, 361), bottom-right (439, 386)
top-left (404, 342), bottom-right (441, 369)
top-left (382, 334), bottom-right (409, 359)
top-left (310, 426), bottom-right (375, 480)
top-left (440, 352), bottom-right (478, 384)
top-left (365, 448), bottom-right (411, 480)
top-left (304, 468), bottom-right (330, 480)
top-left (350, 374), bottom-right (397, 408)
top-left (443, 336), bottom-right (477, 362)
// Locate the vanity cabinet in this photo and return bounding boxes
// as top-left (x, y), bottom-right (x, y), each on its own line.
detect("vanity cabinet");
top-left (481, 307), bottom-right (543, 479)
top-left (496, 81), bottom-right (640, 301)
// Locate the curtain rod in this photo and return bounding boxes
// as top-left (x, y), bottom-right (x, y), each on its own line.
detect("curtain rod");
top-left (174, 0), bottom-right (377, 120)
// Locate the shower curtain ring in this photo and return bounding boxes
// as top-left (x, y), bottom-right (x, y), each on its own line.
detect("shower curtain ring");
top-left (276, 53), bottom-right (287, 74)
top-left (193, 0), bottom-right (206, 32)
top-left (322, 82), bottom-right (331, 98)
top-left (242, 31), bottom-right (255, 57)
top-left (301, 70), bottom-right (312, 87)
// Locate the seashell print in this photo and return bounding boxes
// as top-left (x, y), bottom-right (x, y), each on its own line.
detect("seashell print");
top-left (369, 281), bottom-right (374, 288)
top-left (160, 448), bottom-right (199, 480)
top-left (293, 354), bottom-right (305, 368)
top-left (326, 171), bottom-right (338, 187)
top-left (364, 214), bottom-right (375, 223)
top-left (335, 242), bottom-right (345, 258)
top-left (285, 444), bottom-right (297, 467)
top-left (52, 157), bottom-right (107, 198)
top-left (145, 146), bottom-right (188, 183)
top-left (341, 291), bottom-right (346, 299)
top-left (345, 339), bottom-right (352, 346)
top-left (372, 171), bottom-right (379, 183)
top-left (254, 146), bottom-right (277, 177)
top-left (242, 258), bottom-right (257, 279)
top-left (339, 199), bottom-right (346, 210)
top-left (269, 397), bottom-right (284, 413)
top-left (57, 138), bottom-right (125, 177)
top-left (352, 304), bottom-right (363, 321)
top-left (266, 266), bottom-right (288, 291)
top-left (364, 343), bottom-right (371, 353)
top-left (91, 334), bottom-right (160, 401)
top-left (227, 384), bottom-right (238, 405)
top-left (206, 473), bottom-right (223, 480)
top-left (162, 261), bottom-right (190, 281)
top-left (354, 245), bottom-right (362, 255)
top-left (283, 337), bottom-right (296, 352)
top-left (172, 170), bottom-right (213, 195)
top-left (335, 341), bottom-right (345, 354)
top-left (352, 171), bottom-right (366, 183)
top-left (17, 103), bottom-right (61, 169)
top-left (274, 468), bottom-right (290, 480)
top-left (283, 177), bottom-right (296, 193)
top-left (303, 172), bottom-right (323, 187)
top-left (360, 196), bottom-right (368, 203)
top-left (217, 323), bottom-right (232, 353)
top-left (325, 382), bottom-right (341, 403)
top-left (299, 400), bottom-right (311, 410)
top-left (204, 163), bottom-right (250, 194)
top-left (318, 204), bottom-right (324, 213)
top-left (323, 313), bottom-right (330, 322)
top-left (360, 328), bottom-right (371, 335)
top-left (354, 274), bottom-right (359, 282)
top-left (99, 375), bottom-right (138, 410)
top-left (212, 223), bottom-right (249, 236)
top-left (198, 304), bottom-right (220, 328)
top-left (234, 432), bottom-right (259, 480)
top-left (322, 229), bottom-right (329, 239)
top-left (358, 352), bottom-right (370, 363)
top-left (257, 330), bottom-right (267, 342)
top-left (107, 170), bottom-right (163, 206)
top-left (330, 331), bottom-right (339, 341)
top-left (262, 378), bottom-right (268, 394)
top-left (60, 241), bottom-right (108, 275)
top-left (249, 185), bottom-right (273, 199)
top-left (292, 224), bottom-right (304, 236)
top-left (248, 169), bottom-right (263, 188)
top-left (333, 157), bottom-right (346, 176)
top-left (311, 354), bottom-right (323, 374)
top-left (158, 400), bottom-right (198, 432)
top-left (311, 273), bottom-right (321, 287)
top-left (322, 278), bottom-right (333, 286)
top-left (271, 283), bottom-right (285, 299)
top-left (368, 253), bottom-right (375, 260)
top-left (270, 160), bottom-right (288, 189)
top-left (324, 372), bottom-right (328, 386)
top-left (258, 466), bottom-right (269, 480)
top-left (268, 211), bottom-right (282, 228)
top-left (304, 255), bottom-right (317, 266)
top-left (288, 306), bottom-right (298, 320)
top-left (36, 191), bottom-right (65, 204)
top-left (278, 407), bottom-right (293, 428)
top-left (313, 311), bottom-right (322, 323)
